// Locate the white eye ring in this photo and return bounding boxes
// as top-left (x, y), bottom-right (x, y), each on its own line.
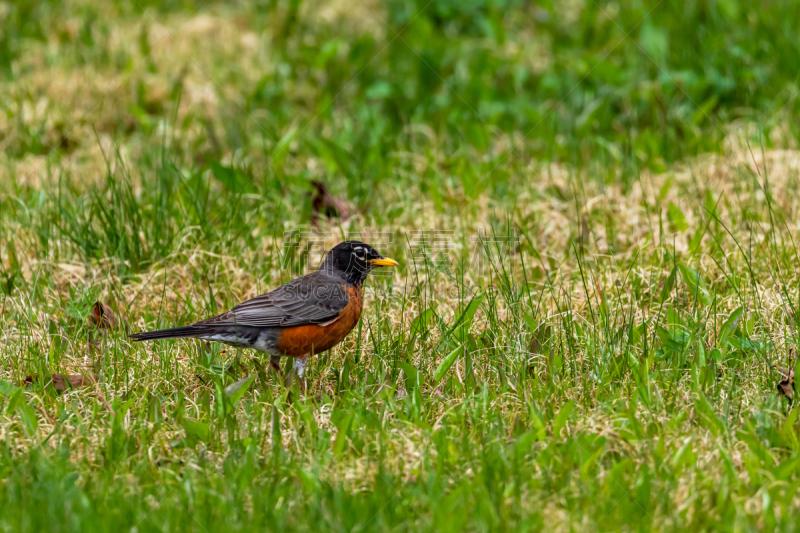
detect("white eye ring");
top-left (354, 247), bottom-right (365, 258)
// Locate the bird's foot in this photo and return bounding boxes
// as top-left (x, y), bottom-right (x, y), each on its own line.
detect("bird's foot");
top-left (284, 357), bottom-right (308, 400)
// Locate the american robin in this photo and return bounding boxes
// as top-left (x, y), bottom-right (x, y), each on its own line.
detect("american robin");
top-left (129, 241), bottom-right (398, 391)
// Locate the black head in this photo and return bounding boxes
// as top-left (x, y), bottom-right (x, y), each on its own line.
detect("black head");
top-left (319, 241), bottom-right (399, 285)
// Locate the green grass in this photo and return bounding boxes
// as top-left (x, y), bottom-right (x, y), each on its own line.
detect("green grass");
top-left (2, 0), bottom-right (800, 531)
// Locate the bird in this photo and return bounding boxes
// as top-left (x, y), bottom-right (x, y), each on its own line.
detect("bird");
top-left (129, 241), bottom-right (399, 391)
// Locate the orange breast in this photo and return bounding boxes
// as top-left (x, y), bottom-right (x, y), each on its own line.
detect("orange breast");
top-left (275, 286), bottom-right (362, 357)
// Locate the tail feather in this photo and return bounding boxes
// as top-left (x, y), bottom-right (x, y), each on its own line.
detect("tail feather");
top-left (129, 325), bottom-right (207, 342)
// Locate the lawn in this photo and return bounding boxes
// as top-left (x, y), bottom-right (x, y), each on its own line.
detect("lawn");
top-left (2, 0), bottom-right (800, 531)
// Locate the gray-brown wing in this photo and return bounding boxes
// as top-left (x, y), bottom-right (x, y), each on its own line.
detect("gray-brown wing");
top-left (195, 273), bottom-right (349, 328)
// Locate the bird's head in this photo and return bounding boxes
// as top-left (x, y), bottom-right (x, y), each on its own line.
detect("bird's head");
top-left (320, 241), bottom-right (399, 284)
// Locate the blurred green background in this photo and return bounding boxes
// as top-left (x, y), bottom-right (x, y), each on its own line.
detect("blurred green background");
top-left (4, 0), bottom-right (800, 177)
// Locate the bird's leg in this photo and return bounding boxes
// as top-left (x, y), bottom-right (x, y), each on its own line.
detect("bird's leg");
top-left (269, 355), bottom-right (284, 379)
top-left (284, 357), bottom-right (308, 394)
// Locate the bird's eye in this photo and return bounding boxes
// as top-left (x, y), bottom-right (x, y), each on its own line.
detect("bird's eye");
top-left (354, 247), bottom-right (365, 259)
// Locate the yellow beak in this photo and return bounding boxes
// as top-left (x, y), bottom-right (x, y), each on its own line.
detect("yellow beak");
top-left (369, 257), bottom-right (399, 267)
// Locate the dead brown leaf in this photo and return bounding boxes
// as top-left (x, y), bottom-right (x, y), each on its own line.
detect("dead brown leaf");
top-left (90, 301), bottom-right (119, 329)
top-left (776, 365), bottom-right (795, 401)
top-left (310, 181), bottom-right (353, 225)
top-left (22, 373), bottom-right (98, 391)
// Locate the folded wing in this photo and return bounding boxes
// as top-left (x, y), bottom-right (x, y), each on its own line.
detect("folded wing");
top-left (195, 272), bottom-right (348, 328)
